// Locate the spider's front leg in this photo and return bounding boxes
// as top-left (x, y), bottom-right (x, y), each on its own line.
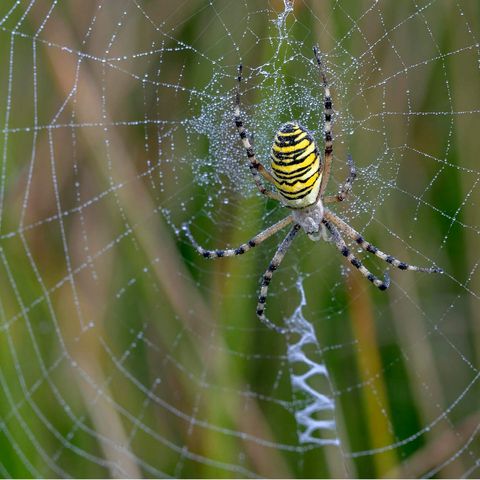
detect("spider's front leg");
top-left (313, 46), bottom-right (334, 199)
top-left (313, 47), bottom-right (356, 205)
top-left (234, 65), bottom-right (282, 202)
top-left (324, 154), bottom-right (357, 204)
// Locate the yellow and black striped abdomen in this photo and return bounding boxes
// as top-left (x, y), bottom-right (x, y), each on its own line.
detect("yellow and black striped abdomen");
top-left (271, 122), bottom-right (322, 208)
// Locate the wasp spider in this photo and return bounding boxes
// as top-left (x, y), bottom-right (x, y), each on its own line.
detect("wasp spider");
top-left (184, 47), bottom-right (443, 334)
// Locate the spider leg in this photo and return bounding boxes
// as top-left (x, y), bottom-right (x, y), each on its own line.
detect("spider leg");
top-left (257, 224), bottom-right (301, 333)
top-left (322, 219), bottom-right (390, 290)
top-left (313, 47), bottom-right (333, 199)
top-left (324, 209), bottom-right (443, 274)
top-left (235, 65), bottom-right (282, 202)
top-left (323, 154), bottom-right (357, 204)
top-left (183, 215), bottom-right (293, 259)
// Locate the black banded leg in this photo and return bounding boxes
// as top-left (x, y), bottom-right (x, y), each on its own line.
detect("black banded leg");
top-left (235, 65), bottom-right (282, 202)
top-left (313, 46), bottom-right (333, 199)
top-left (324, 210), bottom-right (443, 274)
top-left (257, 224), bottom-right (301, 333)
top-left (183, 215), bottom-right (293, 259)
top-left (324, 154), bottom-right (357, 204)
top-left (322, 219), bottom-right (390, 291)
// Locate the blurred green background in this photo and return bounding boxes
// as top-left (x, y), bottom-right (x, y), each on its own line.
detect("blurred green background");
top-left (0, 0), bottom-right (479, 478)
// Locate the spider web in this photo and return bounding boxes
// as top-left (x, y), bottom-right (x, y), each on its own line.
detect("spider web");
top-left (1, 0), bottom-right (480, 477)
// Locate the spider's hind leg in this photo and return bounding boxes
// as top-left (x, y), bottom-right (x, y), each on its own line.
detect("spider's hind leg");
top-left (323, 219), bottom-right (390, 290)
top-left (256, 224), bottom-right (301, 333)
top-left (324, 210), bottom-right (443, 274)
top-left (183, 216), bottom-right (293, 259)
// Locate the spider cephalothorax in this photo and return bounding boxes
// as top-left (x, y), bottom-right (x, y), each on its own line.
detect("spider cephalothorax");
top-left (184, 47), bottom-right (443, 334)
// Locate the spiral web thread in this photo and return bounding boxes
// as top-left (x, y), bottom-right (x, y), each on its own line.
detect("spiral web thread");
top-left (0, 0), bottom-right (480, 477)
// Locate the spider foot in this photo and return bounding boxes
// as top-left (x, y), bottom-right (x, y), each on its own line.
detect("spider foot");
top-left (380, 271), bottom-right (391, 290)
top-left (181, 222), bottom-right (194, 239)
top-left (181, 222), bottom-right (193, 239)
top-left (256, 306), bottom-right (287, 334)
